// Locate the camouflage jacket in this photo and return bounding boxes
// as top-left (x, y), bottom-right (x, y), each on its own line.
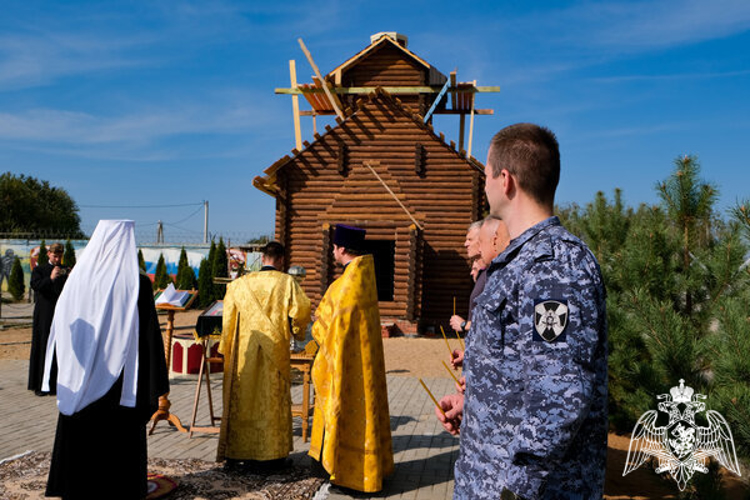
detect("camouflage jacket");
top-left (454, 216), bottom-right (608, 500)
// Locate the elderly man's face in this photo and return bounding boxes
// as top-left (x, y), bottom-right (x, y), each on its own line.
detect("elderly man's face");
top-left (485, 147), bottom-right (506, 219)
top-left (49, 252), bottom-right (63, 266)
top-left (464, 226), bottom-right (481, 260)
top-left (478, 220), bottom-right (498, 267)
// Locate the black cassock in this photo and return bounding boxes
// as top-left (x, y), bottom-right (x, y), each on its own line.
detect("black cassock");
top-left (28, 263), bottom-right (67, 393)
top-left (46, 274), bottom-right (169, 499)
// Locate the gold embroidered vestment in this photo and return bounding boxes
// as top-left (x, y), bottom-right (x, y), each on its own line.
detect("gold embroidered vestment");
top-left (308, 255), bottom-right (394, 492)
top-left (217, 270), bottom-right (311, 461)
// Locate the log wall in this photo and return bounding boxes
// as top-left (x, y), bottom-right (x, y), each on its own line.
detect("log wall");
top-left (275, 92), bottom-right (484, 330)
top-left (340, 44), bottom-right (430, 116)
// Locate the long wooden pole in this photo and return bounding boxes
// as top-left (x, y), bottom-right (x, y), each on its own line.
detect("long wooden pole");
top-left (364, 161), bottom-right (423, 231)
top-left (467, 80), bottom-right (476, 158)
top-left (289, 60), bottom-right (302, 151)
top-left (297, 38), bottom-right (344, 120)
top-left (452, 71), bottom-right (466, 152)
top-left (459, 114), bottom-right (465, 152)
top-left (275, 85), bottom-right (502, 95)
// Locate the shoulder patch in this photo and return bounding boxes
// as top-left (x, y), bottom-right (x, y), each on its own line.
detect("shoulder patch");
top-left (533, 299), bottom-right (568, 342)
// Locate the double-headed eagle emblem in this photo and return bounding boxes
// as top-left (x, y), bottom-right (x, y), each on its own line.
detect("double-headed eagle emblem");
top-left (623, 379), bottom-right (741, 490)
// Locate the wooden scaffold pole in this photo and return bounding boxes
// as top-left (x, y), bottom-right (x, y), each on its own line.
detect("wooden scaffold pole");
top-left (289, 60), bottom-right (302, 151)
top-left (297, 38), bottom-right (345, 120)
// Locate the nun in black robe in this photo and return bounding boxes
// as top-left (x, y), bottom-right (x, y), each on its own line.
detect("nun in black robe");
top-left (43, 221), bottom-right (169, 500)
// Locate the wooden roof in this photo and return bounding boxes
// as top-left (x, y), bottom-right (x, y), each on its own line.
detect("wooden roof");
top-left (253, 87), bottom-right (484, 196)
top-left (327, 34), bottom-right (447, 86)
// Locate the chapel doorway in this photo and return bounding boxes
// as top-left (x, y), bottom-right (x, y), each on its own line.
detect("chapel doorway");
top-left (361, 239), bottom-right (395, 302)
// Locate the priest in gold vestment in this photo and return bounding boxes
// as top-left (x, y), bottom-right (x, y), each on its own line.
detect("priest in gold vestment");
top-left (217, 241), bottom-right (311, 465)
top-left (309, 224), bottom-right (394, 492)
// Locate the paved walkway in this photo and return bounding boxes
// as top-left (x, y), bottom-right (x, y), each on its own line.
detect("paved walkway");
top-left (0, 359), bottom-right (459, 499)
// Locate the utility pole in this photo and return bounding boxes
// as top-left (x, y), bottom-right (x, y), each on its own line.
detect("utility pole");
top-left (0, 258), bottom-right (6, 320)
top-left (203, 201), bottom-right (209, 244)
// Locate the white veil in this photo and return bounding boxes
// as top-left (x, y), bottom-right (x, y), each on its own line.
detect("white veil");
top-left (42, 220), bottom-right (141, 416)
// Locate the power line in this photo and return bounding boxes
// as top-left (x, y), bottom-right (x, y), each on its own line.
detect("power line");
top-left (163, 222), bottom-right (202, 235)
top-left (80, 202), bottom-right (203, 209)
top-left (167, 205), bottom-right (205, 227)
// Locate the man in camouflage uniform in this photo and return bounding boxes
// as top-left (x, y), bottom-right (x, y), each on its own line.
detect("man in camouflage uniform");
top-left (436, 123), bottom-right (608, 499)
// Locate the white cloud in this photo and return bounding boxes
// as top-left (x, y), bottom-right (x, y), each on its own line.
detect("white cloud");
top-left (591, 69), bottom-right (750, 83)
top-left (553, 0), bottom-right (750, 52)
top-left (0, 27), bottom-right (167, 90)
top-left (0, 91), bottom-right (287, 157)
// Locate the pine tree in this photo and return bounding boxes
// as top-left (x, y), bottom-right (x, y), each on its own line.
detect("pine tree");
top-left (565, 157), bottom-right (750, 494)
top-left (656, 155), bottom-right (717, 316)
top-left (177, 247), bottom-right (188, 277)
top-left (205, 241), bottom-right (216, 301)
top-left (718, 199), bottom-right (750, 460)
top-left (37, 240), bottom-right (49, 267)
top-left (137, 249), bottom-right (146, 272)
top-left (176, 247), bottom-right (196, 290)
top-left (197, 258), bottom-right (213, 308)
top-left (211, 238), bottom-right (228, 301)
top-left (8, 257), bottom-right (25, 301)
top-left (153, 253), bottom-right (172, 290)
top-left (63, 239), bottom-right (76, 267)
top-left (176, 265), bottom-right (197, 291)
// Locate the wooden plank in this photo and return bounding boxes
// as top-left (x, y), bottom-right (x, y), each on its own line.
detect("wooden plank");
top-left (433, 109), bottom-right (493, 115)
top-left (300, 109), bottom-right (492, 116)
top-left (356, 161), bottom-right (422, 233)
top-left (275, 86), bottom-right (501, 95)
top-left (450, 70), bottom-right (457, 110)
top-left (468, 80), bottom-right (476, 159)
top-left (289, 60), bottom-right (302, 151)
top-left (459, 114), bottom-right (465, 152)
top-left (297, 38), bottom-right (344, 120)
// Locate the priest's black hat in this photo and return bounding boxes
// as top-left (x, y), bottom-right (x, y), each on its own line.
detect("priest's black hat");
top-left (333, 224), bottom-right (366, 250)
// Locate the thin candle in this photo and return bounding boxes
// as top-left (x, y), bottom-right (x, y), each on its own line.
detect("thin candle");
top-left (419, 378), bottom-right (446, 418)
top-left (441, 361), bottom-right (460, 384)
top-left (439, 325), bottom-right (452, 356)
top-left (454, 329), bottom-right (465, 351)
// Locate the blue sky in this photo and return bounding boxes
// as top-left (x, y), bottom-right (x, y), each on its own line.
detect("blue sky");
top-left (2, 1), bottom-right (749, 243)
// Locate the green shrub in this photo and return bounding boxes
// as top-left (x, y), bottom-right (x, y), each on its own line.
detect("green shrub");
top-left (8, 257), bottom-right (25, 301)
top-left (37, 240), bottom-right (48, 267)
top-left (153, 253), bottom-right (172, 290)
top-left (63, 239), bottom-right (76, 267)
